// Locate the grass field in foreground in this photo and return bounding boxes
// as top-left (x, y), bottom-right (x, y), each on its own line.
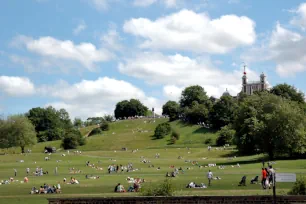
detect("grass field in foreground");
top-left (0, 148), bottom-right (305, 204)
top-left (0, 118), bottom-right (305, 203)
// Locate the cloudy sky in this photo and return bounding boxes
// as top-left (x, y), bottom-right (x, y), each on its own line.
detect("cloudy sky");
top-left (1, 0), bottom-right (306, 119)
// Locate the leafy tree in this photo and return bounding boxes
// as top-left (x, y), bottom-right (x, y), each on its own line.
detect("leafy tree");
top-left (180, 85), bottom-right (209, 108)
top-left (85, 117), bottom-right (105, 126)
top-left (114, 99), bottom-right (148, 119)
top-left (61, 128), bottom-right (86, 149)
top-left (88, 127), bottom-right (102, 136)
top-left (7, 115), bottom-right (37, 153)
top-left (270, 83), bottom-right (305, 103)
top-left (103, 115), bottom-right (114, 122)
top-left (209, 95), bottom-right (238, 129)
top-left (100, 121), bottom-right (110, 131)
top-left (162, 101), bottom-right (180, 121)
top-left (154, 122), bottom-right (171, 139)
top-left (288, 177), bottom-right (306, 195)
top-left (27, 106), bottom-right (72, 142)
top-left (183, 101), bottom-right (210, 124)
top-left (234, 92), bottom-right (306, 159)
top-left (0, 119), bottom-right (12, 149)
top-left (216, 125), bottom-right (235, 146)
top-left (73, 118), bottom-right (83, 128)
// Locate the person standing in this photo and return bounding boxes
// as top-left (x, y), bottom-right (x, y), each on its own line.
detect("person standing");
top-left (268, 165), bottom-right (275, 189)
top-left (14, 168), bottom-right (17, 177)
top-left (207, 170), bottom-right (213, 186)
top-left (26, 168), bottom-right (30, 176)
top-left (261, 168), bottom-right (267, 189)
top-left (55, 167), bottom-right (58, 175)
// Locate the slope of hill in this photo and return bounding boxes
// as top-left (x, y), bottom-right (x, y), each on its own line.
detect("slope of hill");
top-left (1, 118), bottom-right (218, 153)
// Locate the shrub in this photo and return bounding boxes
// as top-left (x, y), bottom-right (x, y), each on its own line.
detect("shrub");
top-left (88, 127), bottom-right (102, 136)
top-left (141, 179), bottom-right (175, 196)
top-left (100, 121), bottom-right (110, 131)
top-left (288, 177), bottom-right (306, 195)
top-left (204, 138), bottom-right (212, 145)
top-left (154, 122), bottom-right (171, 139)
top-left (171, 130), bottom-right (180, 140)
top-left (216, 125), bottom-right (235, 146)
top-left (61, 128), bottom-right (86, 149)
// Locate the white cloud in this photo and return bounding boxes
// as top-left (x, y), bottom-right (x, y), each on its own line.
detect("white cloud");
top-left (123, 9), bottom-right (256, 53)
top-left (290, 2), bottom-right (306, 31)
top-left (88, 0), bottom-right (109, 10)
top-left (12, 35), bottom-right (114, 71)
top-left (163, 0), bottom-right (178, 8)
top-left (73, 20), bottom-right (87, 35)
top-left (119, 52), bottom-right (259, 98)
top-left (0, 76), bottom-right (35, 96)
top-left (242, 23), bottom-right (306, 76)
top-left (133, 0), bottom-right (157, 7)
top-left (41, 77), bottom-right (162, 119)
top-left (101, 28), bottom-right (123, 51)
top-left (163, 85), bottom-right (183, 101)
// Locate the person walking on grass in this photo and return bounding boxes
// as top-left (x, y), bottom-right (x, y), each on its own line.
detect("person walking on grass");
top-left (207, 170), bottom-right (213, 186)
top-left (261, 168), bottom-right (267, 189)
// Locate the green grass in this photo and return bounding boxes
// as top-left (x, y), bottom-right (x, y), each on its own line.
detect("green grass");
top-left (0, 118), bottom-right (304, 203)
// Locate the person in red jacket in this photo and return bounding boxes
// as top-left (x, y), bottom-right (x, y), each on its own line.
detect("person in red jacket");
top-left (261, 168), bottom-right (267, 189)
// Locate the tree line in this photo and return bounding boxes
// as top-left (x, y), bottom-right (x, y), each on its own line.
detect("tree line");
top-left (161, 83), bottom-right (306, 159)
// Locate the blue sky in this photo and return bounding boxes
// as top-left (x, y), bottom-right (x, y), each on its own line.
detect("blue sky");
top-left (1, 0), bottom-right (306, 119)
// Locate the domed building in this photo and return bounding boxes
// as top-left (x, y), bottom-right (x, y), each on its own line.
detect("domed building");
top-left (222, 88), bottom-right (231, 97)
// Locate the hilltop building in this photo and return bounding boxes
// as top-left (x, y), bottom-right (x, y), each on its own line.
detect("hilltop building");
top-left (242, 66), bottom-right (268, 95)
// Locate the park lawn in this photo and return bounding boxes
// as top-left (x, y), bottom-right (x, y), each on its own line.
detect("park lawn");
top-left (0, 148), bottom-right (304, 204)
top-left (0, 118), bottom-right (305, 203)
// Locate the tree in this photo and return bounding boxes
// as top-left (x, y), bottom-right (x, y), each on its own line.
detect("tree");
top-left (270, 83), bottom-right (305, 103)
top-left (27, 106), bottom-right (72, 142)
top-left (216, 125), bottom-right (235, 146)
top-left (209, 95), bottom-right (238, 129)
top-left (100, 121), bottom-right (110, 131)
top-left (61, 128), bottom-right (86, 149)
top-left (183, 101), bottom-right (210, 124)
top-left (103, 115), bottom-right (114, 122)
top-left (234, 92), bottom-right (306, 159)
top-left (73, 118), bottom-right (83, 128)
top-left (180, 85), bottom-right (209, 108)
top-left (7, 115), bottom-right (37, 153)
top-left (154, 122), bottom-right (171, 139)
top-left (162, 101), bottom-right (180, 121)
top-left (114, 99), bottom-right (148, 119)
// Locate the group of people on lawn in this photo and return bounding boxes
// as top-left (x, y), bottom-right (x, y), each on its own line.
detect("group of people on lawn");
top-left (261, 165), bottom-right (275, 189)
top-left (30, 183), bottom-right (61, 194)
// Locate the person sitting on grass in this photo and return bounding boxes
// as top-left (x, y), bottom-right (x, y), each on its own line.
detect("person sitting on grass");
top-left (39, 186), bottom-right (45, 194)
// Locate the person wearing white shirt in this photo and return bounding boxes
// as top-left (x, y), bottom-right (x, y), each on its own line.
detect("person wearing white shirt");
top-left (207, 170), bottom-right (213, 186)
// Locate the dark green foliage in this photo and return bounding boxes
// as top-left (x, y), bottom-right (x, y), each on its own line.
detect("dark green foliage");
top-left (114, 99), bottom-right (148, 119)
top-left (162, 101), bottom-right (180, 121)
top-left (233, 92), bottom-right (306, 159)
top-left (141, 179), bottom-right (175, 196)
top-left (88, 127), bottom-right (102, 136)
top-left (171, 130), bottom-right (180, 140)
top-left (180, 85), bottom-right (209, 108)
top-left (183, 101), bottom-right (210, 124)
top-left (216, 125), bottom-right (235, 146)
top-left (73, 118), bottom-right (83, 128)
top-left (100, 121), bottom-right (110, 131)
top-left (85, 117), bottom-right (104, 126)
top-left (179, 86), bottom-right (212, 124)
top-left (26, 106), bottom-right (72, 142)
top-left (154, 122), bottom-right (171, 139)
top-left (204, 138), bottom-right (213, 145)
top-left (103, 115), bottom-right (114, 122)
top-left (209, 95), bottom-right (238, 129)
top-left (270, 83), bottom-right (305, 103)
top-left (61, 128), bottom-right (86, 149)
top-left (288, 177), bottom-right (306, 195)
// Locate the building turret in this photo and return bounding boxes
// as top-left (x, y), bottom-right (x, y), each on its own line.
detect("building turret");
top-left (260, 72), bottom-right (266, 90)
top-left (242, 65), bottom-right (247, 93)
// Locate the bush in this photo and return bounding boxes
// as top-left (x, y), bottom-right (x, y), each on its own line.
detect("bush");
top-left (288, 177), bottom-right (306, 195)
top-left (141, 179), bottom-right (175, 196)
top-left (61, 128), bottom-right (86, 149)
top-left (216, 125), bottom-right (235, 146)
top-left (100, 121), bottom-right (110, 131)
top-left (154, 122), bottom-right (171, 139)
top-left (171, 130), bottom-right (180, 140)
top-left (204, 138), bottom-right (212, 145)
top-left (88, 127), bottom-right (102, 136)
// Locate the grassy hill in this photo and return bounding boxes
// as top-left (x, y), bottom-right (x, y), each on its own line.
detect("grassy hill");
top-left (1, 118), bottom-right (218, 153)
